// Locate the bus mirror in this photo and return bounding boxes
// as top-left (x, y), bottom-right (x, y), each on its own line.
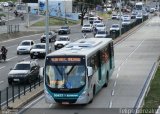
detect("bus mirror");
top-left (87, 66), bottom-right (93, 77)
top-left (39, 67), bottom-right (44, 78)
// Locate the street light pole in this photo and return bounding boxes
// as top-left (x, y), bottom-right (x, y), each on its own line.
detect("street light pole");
top-left (45, 0), bottom-right (49, 54)
top-left (119, 0), bottom-right (122, 36)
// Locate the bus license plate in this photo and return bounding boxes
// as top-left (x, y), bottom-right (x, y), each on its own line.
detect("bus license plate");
top-left (14, 79), bottom-right (19, 81)
top-left (34, 53), bottom-right (38, 55)
top-left (62, 102), bottom-right (69, 104)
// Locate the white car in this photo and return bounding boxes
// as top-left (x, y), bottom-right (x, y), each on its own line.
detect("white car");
top-left (81, 24), bottom-right (93, 32)
top-left (54, 36), bottom-right (70, 50)
top-left (93, 20), bottom-right (102, 27)
top-left (112, 14), bottom-right (119, 19)
top-left (110, 24), bottom-right (120, 31)
top-left (17, 40), bottom-right (35, 55)
top-left (136, 14), bottom-right (143, 19)
top-left (30, 43), bottom-right (49, 59)
top-left (96, 23), bottom-right (106, 31)
top-left (2, 2), bottom-right (9, 7)
top-left (122, 20), bottom-right (131, 26)
top-left (122, 15), bottom-right (131, 21)
top-left (95, 30), bottom-right (108, 38)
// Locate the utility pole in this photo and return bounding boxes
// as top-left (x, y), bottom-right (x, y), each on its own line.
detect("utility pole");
top-left (26, 3), bottom-right (30, 28)
top-left (45, 0), bottom-right (49, 54)
top-left (119, 0), bottom-right (122, 36)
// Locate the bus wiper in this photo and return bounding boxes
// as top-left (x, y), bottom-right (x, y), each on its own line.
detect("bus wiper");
top-left (67, 65), bottom-right (75, 76)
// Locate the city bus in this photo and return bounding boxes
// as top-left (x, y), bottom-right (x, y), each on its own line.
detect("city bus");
top-left (43, 38), bottom-right (115, 104)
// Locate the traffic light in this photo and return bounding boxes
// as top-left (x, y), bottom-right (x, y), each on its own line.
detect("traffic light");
top-left (22, 0), bottom-right (38, 3)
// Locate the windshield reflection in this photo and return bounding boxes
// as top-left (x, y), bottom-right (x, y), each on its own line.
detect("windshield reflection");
top-left (46, 65), bottom-right (86, 89)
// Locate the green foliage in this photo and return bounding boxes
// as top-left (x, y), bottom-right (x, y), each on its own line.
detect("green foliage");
top-left (107, 11), bottom-right (112, 15)
top-left (0, 0), bottom-right (16, 2)
top-left (32, 17), bottom-right (80, 26)
top-left (141, 67), bottom-right (160, 114)
top-left (0, 13), bottom-right (6, 17)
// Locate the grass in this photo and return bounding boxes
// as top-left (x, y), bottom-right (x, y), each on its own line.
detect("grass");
top-left (0, 0), bottom-right (17, 2)
top-left (0, 13), bottom-right (6, 17)
top-left (97, 11), bottom-right (111, 20)
top-left (141, 65), bottom-right (160, 113)
top-left (32, 17), bottom-right (80, 26)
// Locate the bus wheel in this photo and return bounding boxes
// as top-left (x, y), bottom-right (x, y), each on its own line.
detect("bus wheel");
top-left (103, 75), bottom-right (109, 87)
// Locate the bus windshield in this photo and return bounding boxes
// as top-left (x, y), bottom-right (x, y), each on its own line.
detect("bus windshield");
top-left (45, 65), bottom-right (86, 89)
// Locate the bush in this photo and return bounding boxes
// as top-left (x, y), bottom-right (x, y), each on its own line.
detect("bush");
top-left (0, 14), bottom-right (6, 17)
top-left (107, 11), bottom-right (112, 15)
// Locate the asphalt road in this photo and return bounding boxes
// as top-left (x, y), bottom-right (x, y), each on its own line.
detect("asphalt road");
top-left (19, 16), bottom-right (160, 114)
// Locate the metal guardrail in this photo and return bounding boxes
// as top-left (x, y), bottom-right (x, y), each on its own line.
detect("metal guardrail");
top-left (131, 62), bottom-right (159, 114)
top-left (0, 76), bottom-right (43, 109)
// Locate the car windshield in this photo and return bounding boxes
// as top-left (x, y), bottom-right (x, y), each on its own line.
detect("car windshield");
top-left (14, 64), bottom-right (30, 70)
top-left (97, 31), bottom-right (106, 34)
top-left (33, 44), bottom-right (45, 49)
top-left (94, 21), bottom-right (100, 23)
top-left (20, 41), bottom-right (30, 46)
top-left (123, 20), bottom-right (130, 22)
top-left (83, 25), bottom-right (90, 27)
top-left (61, 27), bottom-right (68, 29)
top-left (112, 25), bottom-right (119, 28)
top-left (97, 24), bottom-right (104, 27)
top-left (44, 32), bottom-right (53, 35)
top-left (46, 65), bottom-right (86, 89)
top-left (58, 37), bottom-right (68, 41)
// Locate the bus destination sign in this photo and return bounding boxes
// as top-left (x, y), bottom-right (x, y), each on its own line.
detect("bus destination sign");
top-left (51, 57), bottom-right (81, 62)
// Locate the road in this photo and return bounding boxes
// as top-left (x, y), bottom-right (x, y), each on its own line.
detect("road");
top-left (19, 16), bottom-right (160, 114)
top-left (0, 17), bottom-right (121, 106)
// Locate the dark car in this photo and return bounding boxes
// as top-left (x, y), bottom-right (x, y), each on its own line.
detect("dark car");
top-left (0, 17), bottom-right (6, 25)
top-left (8, 61), bottom-right (40, 84)
top-left (40, 31), bottom-right (57, 43)
top-left (58, 26), bottom-right (71, 35)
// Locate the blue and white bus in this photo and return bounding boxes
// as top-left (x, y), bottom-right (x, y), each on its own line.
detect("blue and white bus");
top-left (43, 38), bottom-right (115, 104)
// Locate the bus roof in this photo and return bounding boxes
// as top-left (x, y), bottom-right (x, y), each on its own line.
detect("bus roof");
top-left (47, 38), bottom-right (112, 58)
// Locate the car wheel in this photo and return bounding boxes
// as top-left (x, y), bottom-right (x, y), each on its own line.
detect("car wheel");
top-left (8, 80), bottom-right (12, 85)
top-left (17, 51), bottom-right (19, 55)
top-left (30, 55), bottom-right (33, 59)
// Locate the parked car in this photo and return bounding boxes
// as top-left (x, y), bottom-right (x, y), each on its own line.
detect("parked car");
top-left (30, 43), bottom-right (50, 59)
top-left (95, 30), bottom-right (108, 38)
top-left (112, 14), bottom-right (120, 19)
top-left (54, 36), bottom-right (70, 50)
top-left (8, 60), bottom-right (40, 84)
top-left (81, 24), bottom-right (93, 32)
top-left (58, 26), bottom-right (71, 35)
top-left (40, 31), bottom-right (57, 43)
top-left (17, 40), bottom-right (35, 55)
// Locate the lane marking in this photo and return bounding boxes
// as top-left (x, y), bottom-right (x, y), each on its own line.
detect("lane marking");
top-left (109, 100), bottom-right (112, 108)
top-left (116, 73), bottom-right (119, 79)
top-left (6, 56), bottom-right (17, 61)
top-left (23, 56), bottom-right (30, 60)
top-left (114, 81), bottom-right (117, 87)
top-left (0, 66), bottom-right (6, 70)
top-left (111, 90), bottom-right (114, 96)
top-left (18, 95), bottom-right (44, 114)
top-left (7, 45), bottom-right (17, 49)
top-left (118, 67), bottom-right (121, 72)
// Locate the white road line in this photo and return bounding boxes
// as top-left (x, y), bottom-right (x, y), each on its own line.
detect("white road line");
top-left (6, 56), bottom-right (17, 61)
top-left (0, 66), bottom-right (6, 70)
top-left (118, 67), bottom-right (121, 72)
top-left (49, 104), bottom-right (53, 108)
top-left (109, 100), bottom-right (112, 108)
top-left (114, 81), bottom-right (117, 87)
top-left (23, 56), bottom-right (30, 60)
top-left (111, 90), bottom-right (114, 96)
top-left (0, 34), bottom-right (41, 44)
top-left (116, 73), bottom-right (119, 79)
top-left (7, 45), bottom-right (17, 49)
top-left (0, 81), bottom-right (4, 85)
top-left (128, 40), bottom-right (144, 57)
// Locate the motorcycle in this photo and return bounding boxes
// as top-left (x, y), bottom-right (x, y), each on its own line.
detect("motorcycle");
top-left (0, 52), bottom-right (7, 61)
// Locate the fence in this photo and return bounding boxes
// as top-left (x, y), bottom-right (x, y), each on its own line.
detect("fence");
top-left (0, 75), bottom-right (43, 109)
top-left (7, 25), bottom-right (20, 33)
top-left (110, 15), bottom-right (149, 39)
